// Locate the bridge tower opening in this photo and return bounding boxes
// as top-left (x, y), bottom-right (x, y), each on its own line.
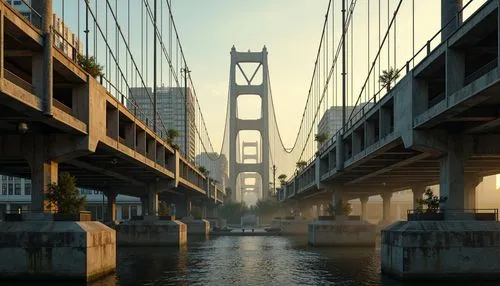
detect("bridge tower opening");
top-left (229, 46), bottom-right (270, 202)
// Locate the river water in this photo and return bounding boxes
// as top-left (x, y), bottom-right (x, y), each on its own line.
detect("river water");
top-left (7, 235), bottom-right (499, 286)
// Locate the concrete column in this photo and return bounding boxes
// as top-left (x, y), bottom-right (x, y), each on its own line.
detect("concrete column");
top-left (446, 48), bottom-right (465, 96)
top-left (332, 189), bottom-right (343, 216)
top-left (360, 196), bottom-right (369, 221)
top-left (381, 193), bottom-right (392, 222)
top-left (441, 0), bottom-right (463, 42)
top-left (439, 148), bottom-right (465, 211)
top-left (104, 190), bottom-right (117, 222)
top-left (29, 138), bottom-right (58, 212)
top-left (352, 131), bottom-right (362, 155)
top-left (42, 0), bottom-right (53, 115)
top-left (364, 120), bottom-right (376, 147)
top-left (464, 175), bottom-right (482, 209)
top-left (380, 107), bottom-right (392, 137)
top-left (140, 196), bottom-right (148, 216)
top-left (147, 186), bottom-right (158, 216)
top-left (411, 185), bottom-right (426, 209)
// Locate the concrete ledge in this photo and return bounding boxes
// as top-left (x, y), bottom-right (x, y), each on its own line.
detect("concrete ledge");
top-left (0, 221), bottom-right (115, 281)
top-left (308, 220), bottom-right (376, 246)
top-left (381, 221), bottom-right (500, 281)
top-left (117, 219), bottom-right (186, 246)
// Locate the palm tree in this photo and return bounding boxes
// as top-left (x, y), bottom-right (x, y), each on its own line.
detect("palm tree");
top-left (166, 128), bottom-right (179, 145)
top-left (379, 67), bottom-right (400, 92)
top-left (314, 133), bottom-right (329, 144)
top-left (278, 174), bottom-right (287, 185)
top-left (296, 160), bottom-right (307, 171)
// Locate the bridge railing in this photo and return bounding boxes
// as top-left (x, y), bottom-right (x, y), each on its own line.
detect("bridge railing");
top-left (407, 209), bottom-right (498, 221)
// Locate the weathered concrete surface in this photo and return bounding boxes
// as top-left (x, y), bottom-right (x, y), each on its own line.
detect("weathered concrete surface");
top-left (271, 217), bottom-right (311, 235)
top-left (0, 221), bottom-right (115, 281)
top-left (308, 219), bottom-right (376, 246)
top-left (181, 218), bottom-right (210, 236)
top-left (117, 219), bottom-right (187, 246)
top-left (381, 221), bottom-right (500, 280)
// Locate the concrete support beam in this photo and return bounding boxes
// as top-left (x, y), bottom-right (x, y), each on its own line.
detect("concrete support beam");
top-left (381, 192), bottom-right (393, 222)
top-left (147, 185), bottom-right (158, 216)
top-left (380, 106), bottom-right (392, 137)
top-left (105, 190), bottom-right (117, 222)
top-left (445, 48), bottom-right (465, 96)
top-left (106, 108), bottom-right (119, 140)
top-left (332, 189), bottom-right (343, 216)
top-left (365, 121), bottom-right (376, 147)
top-left (27, 136), bottom-right (58, 212)
top-left (360, 196), bottom-right (369, 221)
top-left (352, 131), bottom-right (362, 155)
top-left (439, 145), bottom-right (466, 211)
top-left (42, 0), bottom-right (53, 115)
top-left (411, 184), bottom-right (427, 209)
top-left (441, 0), bottom-right (463, 41)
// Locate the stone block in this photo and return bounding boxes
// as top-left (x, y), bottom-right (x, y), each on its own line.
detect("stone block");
top-left (117, 219), bottom-right (187, 246)
top-left (381, 221), bottom-right (500, 280)
top-left (181, 218), bottom-right (210, 236)
top-left (0, 221), bottom-right (115, 281)
top-left (308, 220), bottom-right (376, 246)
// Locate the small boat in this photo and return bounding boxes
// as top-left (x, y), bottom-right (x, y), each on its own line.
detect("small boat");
top-left (264, 227), bottom-right (282, 233)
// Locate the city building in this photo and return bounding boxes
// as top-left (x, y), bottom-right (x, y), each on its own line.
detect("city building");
top-left (0, 174), bottom-right (142, 221)
top-left (129, 86), bottom-right (196, 161)
top-left (195, 152), bottom-right (229, 188)
top-left (318, 105), bottom-right (373, 140)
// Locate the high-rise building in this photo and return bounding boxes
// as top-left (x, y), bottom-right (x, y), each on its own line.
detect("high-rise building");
top-left (129, 87), bottom-right (196, 161)
top-left (195, 153), bottom-right (228, 188)
top-left (317, 104), bottom-right (373, 148)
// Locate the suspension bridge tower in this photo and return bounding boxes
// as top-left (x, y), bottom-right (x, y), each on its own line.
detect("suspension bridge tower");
top-left (228, 46), bottom-right (270, 202)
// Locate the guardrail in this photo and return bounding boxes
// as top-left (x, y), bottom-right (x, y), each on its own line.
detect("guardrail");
top-left (407, 208), bottom-right (498, 221)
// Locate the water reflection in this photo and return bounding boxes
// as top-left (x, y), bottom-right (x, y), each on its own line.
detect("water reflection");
top-left (4, 236), bottom-right (500, 286)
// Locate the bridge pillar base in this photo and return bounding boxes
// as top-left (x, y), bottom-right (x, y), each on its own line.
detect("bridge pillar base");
top-left (117, 217), bottom-right (187, 246)
top-left (181, 218), bottom-right (210, 237)
top-left (0, 220), bottom-right (115, 281)
top-left (381, 220), bottom-right (500, 281)
top-left (308, 218), bottom-right (376, 246)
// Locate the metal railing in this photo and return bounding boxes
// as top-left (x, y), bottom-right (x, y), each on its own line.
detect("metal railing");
top-left (407, 208), bottom-right (498, 221)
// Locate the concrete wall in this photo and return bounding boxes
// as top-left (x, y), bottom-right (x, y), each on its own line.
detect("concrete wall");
top-left (117, 219), bottom-right (187, 246)
top-left (0, 221), bottom-right (115, 281)
top-left (382, 220), bottom-right (500, 280)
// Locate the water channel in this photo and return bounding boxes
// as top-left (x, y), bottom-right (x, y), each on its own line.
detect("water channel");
top-left (6, 235), bottom-right (499, 286)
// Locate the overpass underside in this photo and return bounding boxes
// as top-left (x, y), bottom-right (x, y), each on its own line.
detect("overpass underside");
top-left (282, 0), bottom-right (500, 210)
top-left (0, 2), bottom-right (222, 214)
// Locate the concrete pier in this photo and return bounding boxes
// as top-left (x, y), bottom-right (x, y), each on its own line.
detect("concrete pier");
top-left (308, 217), bottom-right (376, 247)
top-left (381, 220), bottom-right (500, 280)
top-left (181, 218), bottom-right (210, 236)
top-left (0, 220), bottom-right (116, 281)
top-left (117, 216), bottom-right (187, 246)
